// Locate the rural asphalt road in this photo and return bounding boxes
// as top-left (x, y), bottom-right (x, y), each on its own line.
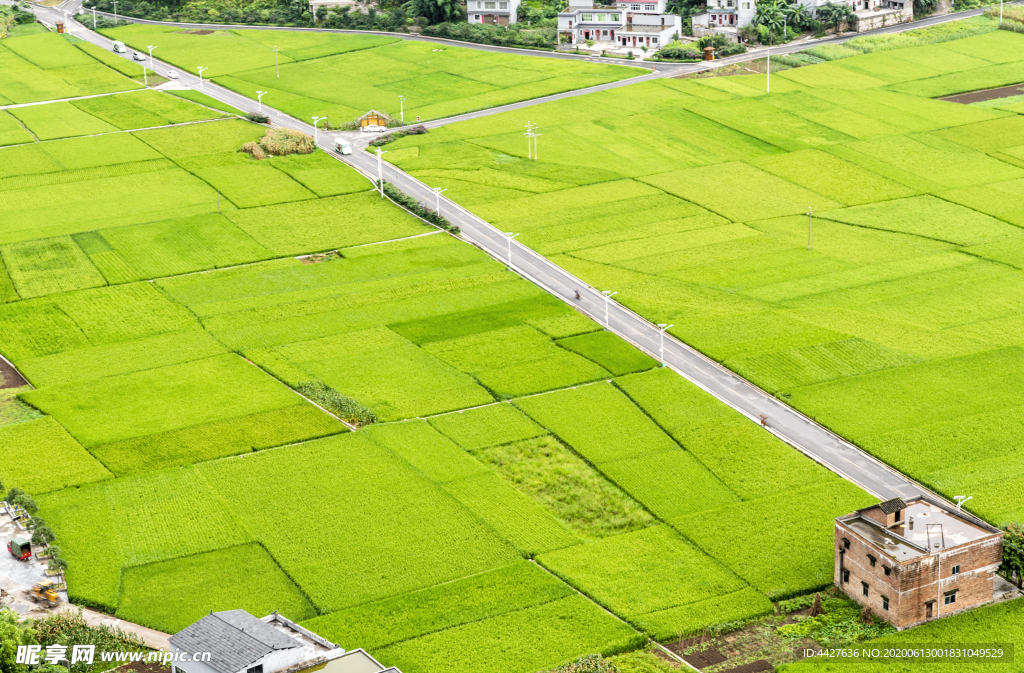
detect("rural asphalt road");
top-left (21, 2), bottom-right (986, 506)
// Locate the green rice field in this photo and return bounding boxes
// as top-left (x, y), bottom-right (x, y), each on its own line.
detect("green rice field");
top-left (2, 19), bottom-right (1023, 673)
top-left (386, 23), bottom-right (1024, 532)
top-left (98, 24), bottom-right (640, 123)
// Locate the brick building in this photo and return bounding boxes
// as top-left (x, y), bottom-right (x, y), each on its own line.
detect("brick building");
top-left (835, 496), bottom-right (1003, 629)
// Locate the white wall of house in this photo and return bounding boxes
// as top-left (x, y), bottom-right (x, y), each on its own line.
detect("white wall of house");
top-left (468, 0), bottom-right (519, 24)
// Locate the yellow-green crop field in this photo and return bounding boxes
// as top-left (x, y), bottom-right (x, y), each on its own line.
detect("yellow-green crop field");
top-left (2, 19), bottom-right (1023, 673)
top-left (98, 24), bottom-right (640, 123)
top-left (387, 22), bottom-right (1024, 535)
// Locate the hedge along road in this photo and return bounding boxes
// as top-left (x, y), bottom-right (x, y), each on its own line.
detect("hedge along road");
top-left (35, 6), bottom-right (967, 507)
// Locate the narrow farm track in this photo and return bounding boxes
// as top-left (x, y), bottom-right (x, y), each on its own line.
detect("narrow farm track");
top-left (28, 7), bottom-right (978, 508)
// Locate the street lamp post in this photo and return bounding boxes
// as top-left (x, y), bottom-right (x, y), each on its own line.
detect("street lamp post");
top-left (601, 290), bottom-right (617, 327)
top-left (524, 122), bottom-right (534, 160)
top-left (375, 147), bottom-right (387, 197)
top-left (657, 324), bottom-right (674, 366)
top-left (399, 95), bottom-right (405, 125)
top-left (147, 45), bottom-right (157, 72)
top-left (807, 206), bottom-right (813, 251)
top-left (433, 187), bottom-right (447, 216)
top-left (311, 116), bottom-right (325, 145)
top-left (274, 47), bottom-right (280, 78)
top-left (141, 61), bottom-right (147, 86)
top-left (257, 91), bottom-right (266, 113)
top-left (112, 0), bottom-right (118, 25)
top-left (505, 232), bottom-right (519, 269)
top-left (197, 66), bottom-right (207, 92)
top-left (91, 6), bottom-right (96, 28)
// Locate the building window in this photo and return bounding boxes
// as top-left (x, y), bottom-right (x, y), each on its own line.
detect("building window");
top-left (644, 3), bottom-right (656, 8)
top-left (952, 565), bottom-right (960, 575)
top-left (475, 14), bottom-right (480, 18)
top-left (882, 596), bottom-right (889, 611)
top-left (610, 13), bottom-right (619, 19)
top-left (582, 13), bottom-right (592, 20)
top-left (944, 591), bottom-right (957, 606)
top-left (883, 566), bottom-right (891, 576)
top-left (867, 555), bottom-right (876, 567)
top-left (484, 2), bottom-right (495, 8)
top-left (727, 0), bottom-right (734, 6)
top-left (742, 2), bottom-right (749, 7)
top-left (630, 3), bottom-right (641, 8)
top-left (842, 568), bottom-right (850, 583)
top-left (842, 538), bottom-right (850, 550)
top-left (499, 1), bottom-right (507, 7)
top-left (246, 667), bottom-right (263, 673)
top-left (861, 582), bottom-right (869, 597)
top-left (652, 37), bottom-right (657, 43)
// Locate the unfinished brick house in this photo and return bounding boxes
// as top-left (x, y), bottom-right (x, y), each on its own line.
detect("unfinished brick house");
top-left (835, 495), bottom-right (1003, 629)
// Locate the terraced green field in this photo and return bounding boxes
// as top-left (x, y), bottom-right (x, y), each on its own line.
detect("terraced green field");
top-left (98, 24), bottom-right (640, 123)
top-left (386, 23), bottom-right (1024, 531)
top-left (4, 21), bottom-right (1023, 673)
top-left (0, 89), bottom-right (877, 673)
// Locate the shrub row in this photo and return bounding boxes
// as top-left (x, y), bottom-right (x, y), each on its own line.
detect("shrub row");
top-left (295, 379), bottom-right (377, 426)
top-left (369, 125), bottom-right (428, 147)
top-left (379, 180), bottom-right (460, 234)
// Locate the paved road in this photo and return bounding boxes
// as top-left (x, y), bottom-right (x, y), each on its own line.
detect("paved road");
top-left (28, 4), bottom-right (965, 504)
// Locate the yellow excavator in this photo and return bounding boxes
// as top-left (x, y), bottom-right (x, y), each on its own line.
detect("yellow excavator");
top-left (27, 580), bottom-right (59, 608)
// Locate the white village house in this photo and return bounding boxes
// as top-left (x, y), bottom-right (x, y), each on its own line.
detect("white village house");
top-left (692, 0), bottom-right (910, 37)
top-left (558, 0), bottom-right (682, 51)
top-left (170, 610), bottom-right (400, 673)
top-left (468, 0), bottom-right (521, 25)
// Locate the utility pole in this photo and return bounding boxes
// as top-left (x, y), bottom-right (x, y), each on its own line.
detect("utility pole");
top-left (256, 91), bottom-right (266, 113)
top-left (274, 47), bottom-right (280, 78)
top-left (91, 7), bottom-right (96, 29)
top-left (112, 0), bottom-right (118, 25)
top-left (505, 232), bottom-right (519, 269)
top-left (601, 290), bottom-right (617, 327)
top-left (433, 187), bottom-right (447, 216)
top-left (399, 95), bottom-right (405, 125)
top-left (375, 147), bottom-right (387, 197)
top-left (807, 207), bottom-right (813, 251)
top-left (657, 323), bottom-right (673, 366)
top-left (197, 66), bottom-right (207, 92)
top-left (311, 116), bottom-right (325, 146)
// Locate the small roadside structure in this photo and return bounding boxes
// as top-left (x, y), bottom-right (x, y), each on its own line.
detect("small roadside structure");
top-left (835, 496), bottom-right (1004, 629)
top-left (359, 110), bottom-right (388, 133)
top-left (169, 610), bottom-right (401, 673)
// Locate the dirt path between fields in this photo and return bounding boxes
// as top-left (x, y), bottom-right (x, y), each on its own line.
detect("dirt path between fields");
top-left (942, 82), bottom-right (1024, 104)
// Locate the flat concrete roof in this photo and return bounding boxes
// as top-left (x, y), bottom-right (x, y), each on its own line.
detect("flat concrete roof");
top-left (841, 496), bottom-right (999, 561)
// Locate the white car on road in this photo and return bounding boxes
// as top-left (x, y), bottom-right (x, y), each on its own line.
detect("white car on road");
top-left (132, 51), bottom-right (145, 61)
top-left (166, 70), bottom-right (179, 79)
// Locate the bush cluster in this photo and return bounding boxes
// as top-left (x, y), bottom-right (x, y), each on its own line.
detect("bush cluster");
top-left (239, 141), bottom-right (266, 160)
top-left (240, 128), bottom-right (315, 159)
top-left (82, 0), bottom-right (314, 27)
top-left (380, 181), bottom-right (460, 234)
top-left (424, 20), bottom-right (557, 48)
top-left (296, 380), bottom-right (377, 426)
top-left (246, 112), bottom-right (269, 124)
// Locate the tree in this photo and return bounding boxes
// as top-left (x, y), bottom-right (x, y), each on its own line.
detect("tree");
top-left (1002, 523), bottom-right (1024, 589)
top-left (0, 609), bottom-right (37, 673)
top-left (403, 0), bottom-right (462, 24)
top-left (816, 1), bottom-right (856, 31)
top-left (756, 0), bottom-right (785, 43)
top-left (31, 526), bottom-right (55, 548)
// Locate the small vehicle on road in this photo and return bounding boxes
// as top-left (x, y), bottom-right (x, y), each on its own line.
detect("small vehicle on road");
top-left (112, 40), bottom-right (126, 53)
top-left (7, 537), bottom-right (31, 561)
top-left (132, 51), bottom-right (145, 61)
top-left (335, 140), bottom-right (352, 155)
top-left (166, 70), bottom-right (179, 79)
top-left (27, 580), bottom-right (59, 608)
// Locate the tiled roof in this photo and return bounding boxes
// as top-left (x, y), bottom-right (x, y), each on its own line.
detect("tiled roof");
top-left (169, 611), bottom-right (299, 673)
